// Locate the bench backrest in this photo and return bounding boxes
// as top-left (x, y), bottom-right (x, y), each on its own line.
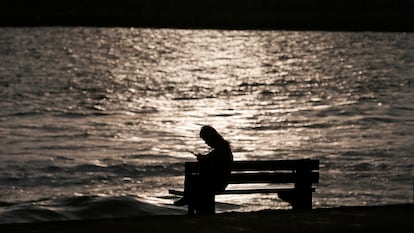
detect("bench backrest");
top-left (185, 159), bottom-right (319, 186)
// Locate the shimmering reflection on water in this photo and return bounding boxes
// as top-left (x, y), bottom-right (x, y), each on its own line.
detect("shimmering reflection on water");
top-left (0, 28), bottom-right (413, 214)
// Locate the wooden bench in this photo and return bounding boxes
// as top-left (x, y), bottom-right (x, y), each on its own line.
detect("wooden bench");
top-left (169, 159), bottom-right (320, 214)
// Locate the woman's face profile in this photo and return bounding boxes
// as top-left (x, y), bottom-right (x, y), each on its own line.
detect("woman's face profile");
top-left (202, 136), bottom-right (213, 147)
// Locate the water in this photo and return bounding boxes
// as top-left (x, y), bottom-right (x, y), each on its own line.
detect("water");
top-left (0, 27), bottom-right (413, 223)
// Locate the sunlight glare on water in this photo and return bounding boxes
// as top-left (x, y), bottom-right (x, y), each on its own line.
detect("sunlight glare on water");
top-left (0, 27), bottom-right (413, 220)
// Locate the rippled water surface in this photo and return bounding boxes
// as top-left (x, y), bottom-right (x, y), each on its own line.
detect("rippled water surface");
top-left (0, 28), bottom-right (413, 223)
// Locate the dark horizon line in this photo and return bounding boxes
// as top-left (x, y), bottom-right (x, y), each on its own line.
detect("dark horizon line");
top-left (2, 11), bottom-right (414, 32)
top-left (2, 16), bottom-right (414, 32)
top-left (2, 0), bottom-right (414, 32)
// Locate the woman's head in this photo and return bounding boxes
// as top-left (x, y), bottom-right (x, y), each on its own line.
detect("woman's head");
top-left (200, 125), bottom-right (227, 148)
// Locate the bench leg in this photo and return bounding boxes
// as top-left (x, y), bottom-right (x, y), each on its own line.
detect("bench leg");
top-left (188, 205), bottom-right (195, 214)
top-left (278, 189), bottom-right (312, 210)
top-left (186, 188), bottom-right (215, 214)
top-left (189, 192), bottom-right (215, 214)
top-left (183, 174), bottom-right (216, 214)
top-left (198, 193), bottom-right (215, 214)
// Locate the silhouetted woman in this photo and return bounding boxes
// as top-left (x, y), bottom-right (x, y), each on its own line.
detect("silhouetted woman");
top-left (174, 125), bottom-right (233, 213)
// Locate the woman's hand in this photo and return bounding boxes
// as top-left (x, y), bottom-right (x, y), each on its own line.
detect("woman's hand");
top-left (189, 151), bottom-right (202, 157)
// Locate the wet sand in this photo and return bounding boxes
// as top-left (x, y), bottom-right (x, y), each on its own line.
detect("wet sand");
top-left (1, 204), bottom-right (413, 233)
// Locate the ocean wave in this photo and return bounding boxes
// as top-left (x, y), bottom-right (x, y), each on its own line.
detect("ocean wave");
top-left (246, 120), bottom-right (332, 131)
top-left (0, 161), bottom-right (184, 187)
top-left (0, 195), bottom-right (185, 224)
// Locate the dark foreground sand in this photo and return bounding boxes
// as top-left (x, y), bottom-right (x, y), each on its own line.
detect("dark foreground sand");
top-left (1, 204), bottom-right (413, 233)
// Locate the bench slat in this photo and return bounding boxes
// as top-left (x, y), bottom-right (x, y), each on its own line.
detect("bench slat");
top-left (185, 159), bottom-right (319, 173)
top-left (217, 188), bottom-right (316, 194)
top-left (231, 159), bottom-right (319, 171)
top-left (169, 187), bottom-right (316, 196)
top-left (228, 172), bottom-right (319, 184)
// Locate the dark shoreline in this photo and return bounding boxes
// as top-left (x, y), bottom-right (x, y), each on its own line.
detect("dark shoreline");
top-left (2, 0), bottom-right (414, 32)
top-left (1, 204), bottom-right (413, 233)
